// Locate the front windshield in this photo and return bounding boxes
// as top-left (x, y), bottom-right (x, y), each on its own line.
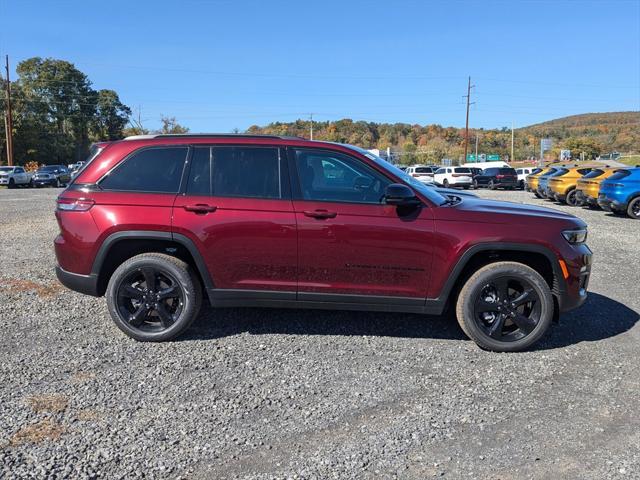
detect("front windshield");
top-left (343, 145), bottom-right (448, 205)
top-left (0, 167), bottom-right (13, 172)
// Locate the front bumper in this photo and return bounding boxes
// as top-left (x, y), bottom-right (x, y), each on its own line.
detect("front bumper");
top-left (33, 178), bottom-right (57, 186)
top-left (557, 245), bottom-right (592, 313)
top-left (55, 266), bottom-right (100, 296)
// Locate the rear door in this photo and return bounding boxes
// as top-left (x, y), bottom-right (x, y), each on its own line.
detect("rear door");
top-left (172, 145), bottom-right (297, 294)
top-left (289, 147), bottom-right (434, 300)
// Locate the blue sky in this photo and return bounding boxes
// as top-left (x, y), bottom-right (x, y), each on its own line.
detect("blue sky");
top-left (1, 0), bottom-right (639, 132)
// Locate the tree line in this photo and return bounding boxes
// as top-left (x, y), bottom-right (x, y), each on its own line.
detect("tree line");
top-left (0, 57), bottom-right (188, 166)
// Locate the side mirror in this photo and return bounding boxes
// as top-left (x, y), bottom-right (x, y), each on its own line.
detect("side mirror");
top-left (384, 183), bottom-right (420, 206)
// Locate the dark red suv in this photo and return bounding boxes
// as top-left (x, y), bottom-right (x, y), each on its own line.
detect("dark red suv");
top-left (55, 134), bottom-right (592, 351)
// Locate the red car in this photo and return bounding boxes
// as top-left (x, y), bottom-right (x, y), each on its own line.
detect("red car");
top-left (55, 134), bottom-right (592, 352)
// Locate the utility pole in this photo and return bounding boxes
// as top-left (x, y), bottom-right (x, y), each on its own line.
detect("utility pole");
top-left (511, 121), bottom-right (515, 163)
top-left (475, 133), bottom-right (479, 162)
top-left (4, 55), bottom-right (14, 166)
top-left (463, 76), bottom-right (475, 163)
top-left (309, 113), bottom-right (313, 140)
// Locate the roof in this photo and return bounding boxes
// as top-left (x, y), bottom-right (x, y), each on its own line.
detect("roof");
top-left (123, 133), bottom-right (305, 141)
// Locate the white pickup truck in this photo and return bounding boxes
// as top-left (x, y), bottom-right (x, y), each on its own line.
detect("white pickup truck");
top-left (0, 166), bottom-right (33, 188)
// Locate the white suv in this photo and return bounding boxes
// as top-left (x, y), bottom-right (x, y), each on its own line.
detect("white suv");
top-left (405, 165), bottom-right (436, 184)
top-left (515, 167), bottom-right (540, 189)
top-left (433, 167), bottom-right (473, 189)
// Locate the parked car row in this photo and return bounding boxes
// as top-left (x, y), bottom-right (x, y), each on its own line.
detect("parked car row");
top-left (526, 165), bottom-right (640, 219)
top-left (0, 165), bottom-right (72, 188)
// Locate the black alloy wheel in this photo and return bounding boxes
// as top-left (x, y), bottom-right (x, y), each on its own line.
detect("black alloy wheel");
top-left (472, 276), bottom-right (541, 342)
top-left (116, 267), bottom-right (185, 333)
top-left (627, 197), bottom-right (640, 219)
top-left (456, 261), bottom-right (554, 352)
top-left (106, 253), bottom-right (202, 341)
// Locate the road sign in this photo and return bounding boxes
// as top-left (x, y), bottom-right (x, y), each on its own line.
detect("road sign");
top-left (541, 138), bottom-right (552, 152)
top-left (486, 154), bottom-right (500, 161)
top-left (466, 154), bottom-right (477, 161)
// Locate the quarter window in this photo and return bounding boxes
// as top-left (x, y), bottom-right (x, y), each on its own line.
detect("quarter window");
top-left (100, 147), bottom-right (188, 193)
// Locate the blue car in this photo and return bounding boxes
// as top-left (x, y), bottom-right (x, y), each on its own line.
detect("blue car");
top-left (536, 167), bottom-right (562, 198)
top-left (597, 167), bottom-right (640, 219)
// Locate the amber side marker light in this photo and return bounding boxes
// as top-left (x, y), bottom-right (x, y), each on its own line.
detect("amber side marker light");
top-left (558, 259), bottom-right (570, 280)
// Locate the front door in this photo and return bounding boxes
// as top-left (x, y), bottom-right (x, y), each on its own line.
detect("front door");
top-left (172, 145), bottom-right (297, 294)
top-left (289, 147), bottom-right (435, 300)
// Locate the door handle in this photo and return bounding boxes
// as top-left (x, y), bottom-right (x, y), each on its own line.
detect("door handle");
top-left (184, 204), bottom-right (217, 214)
top-left (303, 209), bottom-right (337, 219)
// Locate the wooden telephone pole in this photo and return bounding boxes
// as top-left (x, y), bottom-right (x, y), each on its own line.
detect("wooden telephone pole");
top-left (463, 76), bottom-right (475, 163)
top-left (4, 55), bottom-right (14, 166)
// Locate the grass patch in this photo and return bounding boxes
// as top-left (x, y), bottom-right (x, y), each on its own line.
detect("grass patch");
top-left (8, 419), bottom-right (65, 446)
top-left (26, 394), bottom-right (69, 414)
top-left (617, 155), bottom-right (640, 167)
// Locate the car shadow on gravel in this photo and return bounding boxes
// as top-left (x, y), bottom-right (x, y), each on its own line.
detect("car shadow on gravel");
top-left (182, 307), bottom-right (467, 342)
top-left (535, 292), bottom-right (639, 350)
top-left (181, 292), bottom-right (638, 349)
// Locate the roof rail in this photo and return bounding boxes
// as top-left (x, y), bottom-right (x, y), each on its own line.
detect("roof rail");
top-left (123, 133), bottom-right (306, 141)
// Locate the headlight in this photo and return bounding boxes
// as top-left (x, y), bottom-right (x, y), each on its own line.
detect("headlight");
top-left (562, 228), bottom-right (587, 244)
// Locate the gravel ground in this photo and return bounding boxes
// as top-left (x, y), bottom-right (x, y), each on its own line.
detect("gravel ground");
top-left (0, 187), bottom-right (638, 479)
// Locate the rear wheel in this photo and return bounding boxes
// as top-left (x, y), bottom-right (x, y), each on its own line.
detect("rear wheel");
top-left (489, 180), bottom-right (496, 190)
top-left (627, 197), bottom-right (640, 219)
top-left (473, 179), bottom-right (478, 190)
top-left (106, 253), bottom-right (202, 342)
top-left (443, 179), bottom-right (450, 188)
top-left (455, 261), bottom-right (554, 352)
top-left (565, 189), bottom-right (581, 207)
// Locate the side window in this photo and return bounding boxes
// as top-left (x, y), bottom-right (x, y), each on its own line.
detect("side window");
top-left (100, 147), bottom-right (187, 193)
top-left (16, 168), bottom-right (24, 173)
top-left (516, 169), bottom-right (522, 174)
top-left (435, 168), bottom-right (445, 174)
top-left (212, 147), bottom-right (281, 199)
top-left (293, 149), bottom-right (390, 204)
top-left (186, 147), bottom-right (211, 195)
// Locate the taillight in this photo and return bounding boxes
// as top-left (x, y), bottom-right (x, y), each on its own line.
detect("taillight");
top-left (412, 173), bottom-right (419, 177)
top-left (496, 174), bottom-right (504, 179)
top-left (57, 197), bottom-right (95, 211)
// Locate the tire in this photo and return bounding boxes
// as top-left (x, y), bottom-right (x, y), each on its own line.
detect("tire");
top-left (8, 178), bottom-right (15, 189)
top-left (473, 179), bottom-right (478, 190)
top-left (106, 253), bottom-right (202, 342)
top-left (455, 261), bottom-right (554, 352)
top-left (443, 179), bottom-right (450, 188)
top-left (29, 179), bottom-right (34, 188)
top-left (489, 180), bottom-right (496, 190)
top-left (463, 186), bottom-right (469, 190)
top-left (56, 178), bottom-right (62, 188)
top-left (565, 189), bottom-right (581, 207)
top-left (518, 180), bottom-right (524, 189)
top-left (627, 197), bottom-right (640, 220)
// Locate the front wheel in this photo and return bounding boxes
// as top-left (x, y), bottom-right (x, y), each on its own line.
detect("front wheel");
top-left (106, 253), bottom-right (202, 342)
top-left (455, 261), bottom-right (554, 352)
top-left (473, 179), bottom-right (478, 190)
top-left (627, 197), bottom-right (640, 219)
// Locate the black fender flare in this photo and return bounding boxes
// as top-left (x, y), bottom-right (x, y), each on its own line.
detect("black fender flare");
top-left (91, 230), bottom-right (214, 290)
top-left (433, 242), bottom-right (565, 304)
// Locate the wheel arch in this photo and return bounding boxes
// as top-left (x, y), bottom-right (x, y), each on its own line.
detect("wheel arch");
top-left (436, 243), bottom-right (564, 313)
top-left (92, 231), bottom-right (214, 296)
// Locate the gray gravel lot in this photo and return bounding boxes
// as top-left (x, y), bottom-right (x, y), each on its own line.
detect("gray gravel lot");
top-left (0, 187), bottom-right (638, 479)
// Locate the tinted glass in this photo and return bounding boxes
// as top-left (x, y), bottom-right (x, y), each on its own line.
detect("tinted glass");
top-left (415, 167), bottom-right (432, 173)
top-left (577, 168), bottom-right (592, 175)
top-left (454, 167), bottom-right (471, 173)
top-left (608, 170), bottom-right (630, 181)
top-left (499, 168), bottom-right (517, 174)
top-left (15, 168), bottom-right (24, 173)
top-left (555, 168), bottom-right (569, 176)
top-left (582, 169), bottom-right (604, 179)
top-left (100, 147), bottom-right (187, 192)
top-left (484, 168), bottom-right (497, 175)
top-left (435, 168), bottom-right (445, 174)
top-left (516, 169), bottom-right (523, 174)
top-left (212, 147), bottom-right (281, 199)
top-left (294, 149), bottom-right (389, 204)
top-left (187, 147), bottom-right (211, 195)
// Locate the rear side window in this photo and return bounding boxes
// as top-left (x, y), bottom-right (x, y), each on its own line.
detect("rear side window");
top-left (582, 169), bottom-right (604, 179)
top-left (484, 168), bottom-right (498, 175)
top-left (555, 168), bottom-right (569, 177)
top-left (185, 146), bottom-right (282, 198)
top-left (577, 168), bottom-right (592, 175)
top-left (100, 147), bottom-right (188, 192)
top-left (516, 169), bottom-right (523, 174)
top-left (608, 170), bottom-right (631, 181)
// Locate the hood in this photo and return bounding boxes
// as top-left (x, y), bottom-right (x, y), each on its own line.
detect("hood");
top-left (440, 196), bottom-right (585, 227)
